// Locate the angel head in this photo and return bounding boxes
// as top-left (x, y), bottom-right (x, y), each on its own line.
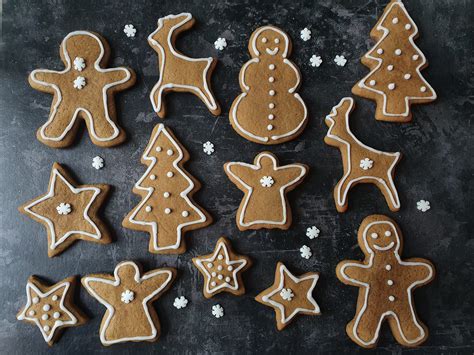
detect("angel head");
top-left (249, 26), bottom-right (290, 58)
top-left (358, 215), bottom-right (402, 255)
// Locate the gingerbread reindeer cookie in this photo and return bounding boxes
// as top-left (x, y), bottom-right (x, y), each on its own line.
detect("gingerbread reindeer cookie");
top-left (336, 215), bottom-right (435, 348)
top-left (352, 0), bottom-right (437, 122)
top-left (29, 31), bottom-right (135, 148)
top-left (148, 13), bottom-right (220, 118)
top-left (224, 152), bottom-right (308, 231)
top-left (230, 26), bottom-right (307, 144)
top-left (324, 97), bottom-right (401, 212)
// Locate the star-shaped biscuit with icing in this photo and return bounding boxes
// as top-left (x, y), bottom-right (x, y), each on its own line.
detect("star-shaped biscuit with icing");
top-left (255, 262), bottom-right (321, 330)
top-left (192, 237), bottom-right (252, 298)
top-left (19, 162), bottom-right (111, 257)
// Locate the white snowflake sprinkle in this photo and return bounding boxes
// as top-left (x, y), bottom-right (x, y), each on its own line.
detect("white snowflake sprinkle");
top-left (203, 141), bottom-right (215, 155)
top-left (300, 245), bottom-right (312, 259)
top-left (280, 288), bottom-right (294, 301)
top-left (417, 200), bottom-right (431, 212)
top-left (359, 158), bottom-right (374, 170)
top-left (260, 176), bottom-right (274, 188)
top-left (300, 28), bottom-right (311, 41)
top-left (56, 203), bottom-right (71, 215)
top-left (92, 156), bottom-right (104, 170)
top-left (306, 226), bottom-right (320, 239)
top-left (334, 55), bottom-right (348, 67)
top-left (73, 76), bottom-right (86, 89)
top-left (73, 57), bottom-right (85, 72)
top-left (120, 290), bottom-right (135, 304)
top-left (309, 55), bottom-right (323, 67)
top-left (123, 24), bottom-right (136, 38)
top-left (212, 304), bottom-right (224, 318)
top-left (214, 37), bottom-right (227, 51)
top-left (173, 296), bottom-right (188, 309)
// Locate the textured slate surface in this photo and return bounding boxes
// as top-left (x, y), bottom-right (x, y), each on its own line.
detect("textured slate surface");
top-left (0, 0), bottom-right (473, 353)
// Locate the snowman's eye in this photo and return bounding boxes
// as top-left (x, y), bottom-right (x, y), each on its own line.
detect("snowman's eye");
top-left (261, 37), bottom-right (268, 43)
top-left (384, 230), bottom-right (392, 237)
top-left (274, 38), bottom-right (280, 44)
top-left (370, 233), bottom-right (378, 239)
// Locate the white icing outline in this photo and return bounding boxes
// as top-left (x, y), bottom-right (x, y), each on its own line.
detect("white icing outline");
top-left (251, 26), bottom-right (289, 58)
top-left (356, 0), bottom-right (437, 117)
top-left (339, 220), bottom-right (434, 346)
top-left (17, 281), bottom-right (77, 343)
top-left (22, 168), bottom-right (102, 250)
top-left (82, 261), bottom-right (173, 345)
top-left (30, 31), bottom-right (132, 142)
top-left (225, 153), bottom-right (306, 227)
top-left (325, 97), bottom-right (401, 210)
top-left (127, 124), bottom-right (207, 251)
top-left (148, 13), bottom-right (218, 114)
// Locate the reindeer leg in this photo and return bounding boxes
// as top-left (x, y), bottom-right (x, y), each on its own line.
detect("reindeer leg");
top-left (195, 59), bottom-right (220, 116)
top-left (334, 173), bottom-right (354, 212)
top-left (150, 81), bottom-right (167, 119)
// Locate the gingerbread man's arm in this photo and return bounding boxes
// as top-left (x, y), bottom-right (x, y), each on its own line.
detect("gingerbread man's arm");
top-left (101, 67), bottom-right (135, 90)
top-left (402, 258), bottom-right (435, 285)
top-left (224, 162), bottom-right (261, 190)
top-left (336, 260), bottom-right (372, 286)
top-left (29, 69), bottom-right (63, 92)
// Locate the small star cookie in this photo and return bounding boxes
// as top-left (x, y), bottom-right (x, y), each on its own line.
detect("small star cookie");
top-left (192, 237), bottom-right (252, 298)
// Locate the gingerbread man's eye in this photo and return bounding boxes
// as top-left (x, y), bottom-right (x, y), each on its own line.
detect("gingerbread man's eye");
top-left (261, 37), bottom-right (268, 43)
top-left (274, 38), bottom-right (280, 44)
top-left (384, 230), bottom-right (392, 237)
top-left (370, 233), bottom-right (378, 239)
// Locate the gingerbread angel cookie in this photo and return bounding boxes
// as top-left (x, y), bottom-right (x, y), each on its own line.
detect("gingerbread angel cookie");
top-left (82, 261), bottom-right (176, 346)
top-left (336, 215), bottom-right (435, 348)
top-left (224, 152), bottom-right (307, 231)
top-left (255, 262), bottom-right (321, 331)
top-left (19, 162), bottom-right (111, 257)
top-left (29, 31), bottom-right (135, 148)
top-left (324, 97), bottom-right (401, 212)
top-left (352, 0), bottom-right (437, 122)
top-left (17, 275), bottom-right (86, 346)
top-left (230, 25), bottom-right (307, 144)
top-left (123, 124), bottom-right (212, 254)
top-left (193, 237), bottom-right (252, 298)
top-left (148, 13), bottom-right (220, 118)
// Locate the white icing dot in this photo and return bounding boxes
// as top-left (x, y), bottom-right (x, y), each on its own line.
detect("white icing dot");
top-left (163, 192), bottom-right (170, 198)
top-left (33, 297), bottom-right (39, 304)
top-left (217, 265), bottom-right (223, 271)
top-left (392, 17), bottom-right (399, 24)
top-left (217, 274), bottom-right (223, 280)
top-left (268, 114), bottom-right (274, 120)
top-left (218, 255), bottom-right (223, 260)
top-left (42, 304), bottom-right (51, 312)
top-left (261, 37), bottom-right (268, 43)
top-left (145, 206), bottom-right (152, 213)
top-left (167, 171), bottom-right (174, 178)
top-left (371, 233), bottom-right (378, 239)
top-left (369, 80), bottom-right (376, 86)
top-left (150, 174), bottom-right (156, 180)
top-left (384, 230), bottom-right (392, 237)
top-left (387, 280), bottom-right (394, 286)
top-left (53, 312), bottom-right (60, 319)
top-left (269, 103), bottom-right (275, 109)
top-left (387, 65), bottom-right (394, 71)
top-left (182, 211), bottom-right (189, 217)
top-left (388, 295), bottom-right (395, 302)
top-left (395, 49), bottom-right (402, 56)
top-left (405, 24), bottom-right (412, 30)
top-left (52, 295), bottom-right (58, 301)
top-left (155, 146), bottom-right (162, 152)
top-left (43, 325), bottom-right (50, 332)
top-left (269, 64), bottom-right (275, 70)
top-left (28, 310), bottom-right (35, 316)
top-left (268, 77), bottom-right (275, 83)
top-left (420, 86), bottom-right (427, 92)
top-left (388, 83), bottom-right (396, 90)
top-left (376, 48), bottom-right (384, 55)
top-left (167, 149), bottom-right (173, 156)
top-left (269, 90), bottom-right (275, 96)
top-left (211, 272), bottom-right (217, 277)
top-left (211, 281), bottom-right (216, 286)
top-left (225, 277), bottom-right (231, 282)
top-left (42, 314), bottom-right (49, 320)
top-left (267, 124), bottom-right (273, 131)
top-left (404, 74), bottom-right (411, 80)
top-left (207, 263), bottom-right (213, 268)
top-left (227, 266), bottom-right (233, 271)
top-left (385, 265), bottom-right (392, 271)
top-left (412, 54), bottom-right (420, 61)
top-left (274, 38), bottom-right (280, 44)
top-left (164, 208), bottom-right (172, 214)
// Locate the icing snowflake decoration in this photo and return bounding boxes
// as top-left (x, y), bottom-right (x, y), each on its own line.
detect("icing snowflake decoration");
top-left (56, 203), bottom-right (71, 215)
top-left (300, 245), bottom-right (312, 259)
top-left (310, 55), bottom-right (323, 67)
top-left (120, 290), bottom-right (135, 304)
top-left (212, 304), bottom-right (224, 318)
top-left (306, 226), bottom-right (320, 239)
top-left (73, 57), bottom-right (85, 71)
top-left (359, 158), bottom-right (374, 170)
top-left (300, 28), bottom-right (311, 41)
top-left (334, 55), bottom-right (347, 67)
top-left (280, 288), bottom-right (294, 301)
top-left (417, 200), bottom-right (431, 212)
top-left (260, 175), bottom-right (274, 188)
top-left (173, 296), bottom-right (188, 309)
top-left (123, 24), bottom-right (136, 38)
top-left (203, 141), bottom-right (215, 155)
top-left (73, 76), bottom-right (86, 90)
top-left (92, 156), bottom-right (104, 170)
top-left (214, 37), bottom-right (227, 51)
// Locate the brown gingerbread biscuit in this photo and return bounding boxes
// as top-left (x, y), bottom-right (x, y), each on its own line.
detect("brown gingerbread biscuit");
top-left (29, 31), bottom-right (136, 148)
top-left (19, 162), bottom-right (111, 257)
top-left (336, 214), bottom-right (435, 348)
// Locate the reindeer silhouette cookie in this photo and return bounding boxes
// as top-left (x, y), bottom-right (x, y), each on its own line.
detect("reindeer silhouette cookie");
top-left (148, 13), bottom-right (221, 118)
top-left (324, 97), bottom-right (401, 212)
top-left (336, 215), bottom-right (435, 348)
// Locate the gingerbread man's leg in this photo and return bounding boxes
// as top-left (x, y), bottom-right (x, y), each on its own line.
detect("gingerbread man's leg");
top-left (83, 106), bottom-right (120, 144)
top-left (39, 102), bottom-right (79, 142)
top-left (348, 302), bottom-right (385, 347)
top-left (388, 303), bottom-right (428, 346)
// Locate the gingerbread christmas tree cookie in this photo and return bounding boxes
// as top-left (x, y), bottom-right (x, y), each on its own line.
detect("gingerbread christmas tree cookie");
top-left (19, 162), bottom-right (111, 257)
top-left (352, 0), bottom-right (437, 122)
top-left (336, 215), bottom-right (435, 348)
top-left (255, 262), bottom-right (321, 331)
top-left (29, 31), bottom-right (136, 148)
top-left (17, 275), bottom-right (86, 346)
top-left (82, 261), bottom-right (176, 346)
top-left (224, 152), bottom-right (307, 230)
top-left (192, 237), bottom-right (252, 298)
top-left (123, 124), bottom-right (212, 254)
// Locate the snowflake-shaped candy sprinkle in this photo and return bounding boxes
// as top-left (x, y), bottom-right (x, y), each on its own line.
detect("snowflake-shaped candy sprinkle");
top-left (260, 176), bottom-right (274, 188)
top-left (280, 288), bottom-right (294, 301)
top-left (300, 245), bottom-right (312, 259)
top-left (173, 296), bottom-right (188, 309)
top-left (203, 141), bottom-right (215, 155)
top-left (306, 226), bottom-right (320, 239)
top-left (92, 156), bottom-right (104, 170)
top-left (214, 37), bottom-right (227, 51)
top-left (310, 55), bottom-right (323, 68)
top-left (212, 304), bottom-right (224, 318)
top-left (56, 203), bottom-right (71, 215)
top-left (417, 200), bottom-right (431, 212)
top-left (123, 24), bottom-right (136, 38)
top-left (334, 55), bottom-right (347, 67)
top-left (300, 28), bottom-right (311, 41)
top-left (120, 290), bottom-right (135, 304)
top-left (73, 76), bottom-right (86, 89)
top-left (73, 57), bottom-right (85, 72)
top-left (359, 158), bottom-right (374, 170)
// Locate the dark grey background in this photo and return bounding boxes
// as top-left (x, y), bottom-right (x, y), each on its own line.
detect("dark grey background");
top-left (1, 0), bottom-right (472, 353)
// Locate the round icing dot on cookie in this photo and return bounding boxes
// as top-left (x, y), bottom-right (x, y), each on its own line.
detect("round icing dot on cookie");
top-left (269, 90), bottom-right (275, 96)
top-left (387, 65), bottom-right (394, 71)
top-left (163, 192), bottom-right (170, 198)
top-left (211, 281), bottom-right (216, 287)
top-left (211, 272), bottom-right (217, 277)
top-left (268, 77), bottom-right (275, 83)
top-left (164, 208), bottom-right (172, 214)
top-left (274, 38), bottom-right (280, 44)
top-left (394, 49), bottom-right (402, 56)
top-left (370, 233), bottom-right (378, 239)
top-left (404, 73), bottom-right (411, 80)
top-left (145, 206), bottom-right (152, 213)
top-left (412, 54), bottom-right (420, 60)
top-left (155, 146), bottom-right (162, 152)
top-left (28, 310), bottom-right (35, 316)
top-left (150, 174), bottom-right (156, 180)
top-left (43, 304), bottom-right (51, 312)
top-left (33, 297), bottom-right (39, 304)
top-left (53, 312), bottom-right (60, 319)
top-left (388, 295), bottom-right (395, 302)
top-left (376, 48), bottom-right (383, 55)
top-left (182, 211), bottom-right (189, 217)
top-left (217, 274), bottom-right (223, 280)
top-left (388, 83), bottom-right (396, 90)
top-left (225, 277), bottom-right (231, 282)
top-left (207, 263), bottom-right (213, 268)
top-left (42, 314), bottom-right (49, 321)
top-left (384, 230), bottom-right (392, 237)
top-left (52, 295), bottom-right (58, 301)
top-left (405, 24), bottom-right (412, 30)
top-left (167, 171), bottom-right (174, 178)
top-left (387, 280), bottom-right (394, 286)
top-left (218, 255), bottom-right (223, 260)
top-left (227, 265), bottom-right (233, 271)
top-left (262, 37), bottom-right (268, 43)
top-left (267, 124), bottom-right (273, 131)
top-left (392, 17), bottom-right (399, 24)
top-left (369, 80), bottom-right (376, 86)
top-left (385, 264), bottom-right (392, 271)
top-left (43, 325), bottom-right (50, 332)
top-left (420, 86), bottom-right (427, 92)
top-left (268, 114), bottom-right (274, 120)
top-left (217, 265), bottom-right (223, 271)
top-left (268, 64), bottom-right (275, 70)
top-left (167, 149), bottom-right (173, 156)
top-left (269, 103), bottom-right (275, 109)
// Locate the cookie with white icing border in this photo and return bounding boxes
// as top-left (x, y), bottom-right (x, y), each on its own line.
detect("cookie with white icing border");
top-left (19, 162), bottom-right (111, 257)
top-left (336, 214), bottom-right (435, 348)
top-left (29, 30), bottom-right (135, 148)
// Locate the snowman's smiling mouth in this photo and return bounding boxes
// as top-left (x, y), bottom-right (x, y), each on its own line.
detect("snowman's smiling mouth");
top-left (266, 47), bottom-right (279, 55)
top-left (373, 242), bottom-right (394, 251)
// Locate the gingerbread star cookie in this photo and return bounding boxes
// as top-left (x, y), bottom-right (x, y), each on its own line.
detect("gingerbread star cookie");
top-left (29, 30), bottom-right (136, 148)
top-left (192, 237), bottom-right (252, 298)
top-left (324, 97), bottom-right (401, 212)
top-left (19, 162), bottom-right (111, 257)
top-left (255, 262), bottom-right (321, 331)
top-left (224, 152), bottom-right (307, 230)
top-left (336, 215), bottom-right (435, 348)
top-left (148, 13), bottom-right (220, 118)
top-left (82, 261), bottom-right (176, 346)
top-left (17, 275), bottom-right (86, 346)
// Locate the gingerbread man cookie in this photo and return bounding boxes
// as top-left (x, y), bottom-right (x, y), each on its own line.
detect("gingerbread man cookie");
top-left (230, 25), bottom-right (307, 144)
top-left (324, 97), bottom-right (401, 212)
top-left (192, 237), bottom-right (252, 298)
top-left (123, 124), bottom-right (212, 254)
top-left (82, 261), bottom-right (176, 346)
top-left (255, 262), bottom-right (321, 331)
top-left (17, 275), bottom-right (86, 346)
top-left (19, 162), bottom-right (111, 257)
top-left (336, 215), bottom-right (435, 348)
top-left (224, 152), bottom-right (308, 230)
top-left (352, 0), bottom-right (437, 122)
top-left (29, 31), bottom-right (135, 148)
top-left (148, 13), bottom-right (221, 118)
